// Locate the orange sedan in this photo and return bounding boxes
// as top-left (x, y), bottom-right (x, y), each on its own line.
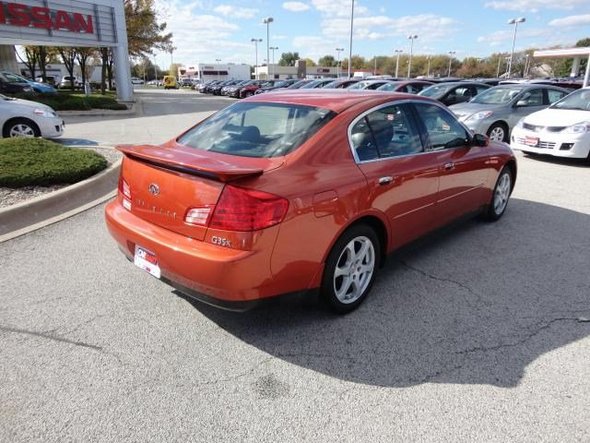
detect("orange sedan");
top-left (105, 90), bottom-right (516, 313)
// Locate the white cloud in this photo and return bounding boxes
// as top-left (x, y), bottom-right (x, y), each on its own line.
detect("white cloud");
top-left (484, 0), bottom-right (587, 12)
top-left (311, 0), bottom-right (369, 18)
top-left (213, 5), bottom-right (258, 19)
top-left (549, 14), bottom-right (590, 27)
top-left (282, 2), bottom-right (310, 12)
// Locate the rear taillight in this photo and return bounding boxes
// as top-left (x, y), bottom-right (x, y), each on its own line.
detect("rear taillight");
top-left (118, 176), bottom-right (132, 210)
top-left (188, 185), bottom-right (288, 232)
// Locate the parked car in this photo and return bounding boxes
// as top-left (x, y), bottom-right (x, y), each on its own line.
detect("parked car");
top-left (298, 78), bottom-right (336, 89)
top-left (376, 80), bottom-right (434, 94)
top-left (419, 81), bottom-right (490, 106)
top-left (286, 79), bottom-right (315, 89)
top-left (449, 84), bottom-right (570, 142)
top-left (255, 79), bottom-right (300, 94)
top-left (511, 87), bottom-right (590, 160)
top-left (322, 79), bottom-right (360, 89)
top-left (239, 80), bottom-right (273, 98)
top-left (346, 79), bottom-right (396, 90)
top-left (131, 77), bottom-right (145, 85)
top-left (105, 90), bottom-right (516, 313)
top-left (59, 75), bottom-right (83, 89)
top-left (3, 72), bottom-right (57, 94)
top-left (0, 94), bottom-right (63, 138)
top-left (0, 72), bottom-right (34, 94)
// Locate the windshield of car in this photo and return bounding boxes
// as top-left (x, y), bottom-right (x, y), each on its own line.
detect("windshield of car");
top-left (177, 102), bottom-right (336, 158)
top-left (0, 72), bottom-right (28, 83)
top-left (376, 82), bottom-right (401, 91)
top-left (470, 86), bottom-right (523, 104)
top-left (419, 84), bottom-right (454, 97)
top-left (550, 89), bottom-right (590, 111)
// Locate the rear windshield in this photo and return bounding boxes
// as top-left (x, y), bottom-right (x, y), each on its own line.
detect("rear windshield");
top-left (177, 102), bottom-right (336, 158)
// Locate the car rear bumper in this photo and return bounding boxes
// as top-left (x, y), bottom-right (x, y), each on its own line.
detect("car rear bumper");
top-left (105, 199), bottom-right (284, 304)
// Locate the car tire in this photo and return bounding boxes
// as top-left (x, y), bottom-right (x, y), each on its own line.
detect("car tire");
top-left (243, 91), bottom-right (253, 98)
top-left (483, 166), bottom-right (512, 222)
top-left (3, 118), bottom-right (41, 138)
top-left (487, 122), bottom-right (509, 143)
top-left (321, 224), bottom-right (380, 314)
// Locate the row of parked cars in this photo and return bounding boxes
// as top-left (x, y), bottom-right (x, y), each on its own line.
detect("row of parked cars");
top-left (195, 76), bottom-right (588, 159)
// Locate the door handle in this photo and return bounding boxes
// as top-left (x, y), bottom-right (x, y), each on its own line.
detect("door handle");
top-left (378, 176), bottom-right (395, 185)
top-left (444, 162), bottom-right (455, 171)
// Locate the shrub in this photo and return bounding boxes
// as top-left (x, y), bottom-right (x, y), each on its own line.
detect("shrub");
top-left (10, 92), bottom-right (127, 111)
top-left (0, 138), bottom-right (108, 188)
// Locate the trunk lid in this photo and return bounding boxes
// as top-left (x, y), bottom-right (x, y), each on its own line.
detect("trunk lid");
top-left (118, 143), bottom-right (284, 240)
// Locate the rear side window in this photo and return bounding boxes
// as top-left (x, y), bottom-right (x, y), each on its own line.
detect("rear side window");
top-left (177, 102), bottom-right (335, 158)
top-left (350, 104), bottom-right (423, 162)
top-left (547, 89), bottom-right (567, 104)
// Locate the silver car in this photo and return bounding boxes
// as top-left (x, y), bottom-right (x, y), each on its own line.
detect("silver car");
top-left (0, 94), bottom-right (64, 138)
top-left (449, 84), bottom-right (570, 142)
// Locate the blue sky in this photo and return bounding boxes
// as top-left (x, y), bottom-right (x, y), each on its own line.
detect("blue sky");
top-left (153, 0), bottom-right (590, 67)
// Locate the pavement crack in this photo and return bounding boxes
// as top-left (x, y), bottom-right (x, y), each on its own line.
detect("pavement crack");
top-left (400, 261), bottom-right (481, 306)
top-left (0, 325), bottom-right (103, 351)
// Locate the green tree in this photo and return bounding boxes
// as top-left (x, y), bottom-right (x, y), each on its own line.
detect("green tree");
top-left (57, 48), bottom-right (79, 89)
top-left (125, 0), bottom-right (173, 57)
top-left (318, 55), bottom-right (336, 67)
top-left (303, 58), bottom-right (316, 67)
top-left (278, 52), bottom-right (300, 66)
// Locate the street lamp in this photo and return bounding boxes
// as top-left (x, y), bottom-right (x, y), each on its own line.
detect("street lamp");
top-left (336, 47), bottom-right (344, 77)
top-left (447, 51), bottom-right (456, 77)
top-left (524, 53), bottom-right (530, 77)
top-left (269, 46), bottom-right (278, 79)
top-left (507, 17), bottom-right (525, 79)
top-left (251, 38), bottom-right (262, 79)
top-left (215, 58), bottom-right (221, 80)
top-left (348, 0), bottom-right (355, 78)
top-left (394, 49), bottom-right (403, 78)
top-left (426, 55), bottom-right (431, 78)
top-left (263, 17), bottom-right (274, 80)
top-left (407, 35), bottom-right (418, 78)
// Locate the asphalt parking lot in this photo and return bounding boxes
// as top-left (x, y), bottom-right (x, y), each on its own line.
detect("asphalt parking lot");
top-left (1, 89), bottom-right (589, 442)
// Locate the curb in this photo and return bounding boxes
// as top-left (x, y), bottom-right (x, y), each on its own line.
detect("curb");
top-left (59, 101), bottom-right (137, 117)
top-left (0, 158), bottom-right (121, 243)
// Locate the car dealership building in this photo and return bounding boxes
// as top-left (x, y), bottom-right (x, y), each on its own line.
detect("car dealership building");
top-left (0, 0), bottom-right (133, 100)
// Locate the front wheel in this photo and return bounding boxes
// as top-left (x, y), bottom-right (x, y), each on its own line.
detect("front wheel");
top-left (487, 122), bottom-right (509, 143)
top-left (484, 166), bottom-right (512, 221)
top-left (321, 225), bottom-right (380, 314)
top-left (3, 118), bottom-right (40, 138)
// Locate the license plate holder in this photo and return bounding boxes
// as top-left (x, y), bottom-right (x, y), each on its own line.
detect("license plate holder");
top-left (133, 245), bottom-right (161, 278)
top-left (524, 136), bottom-right (540, 147)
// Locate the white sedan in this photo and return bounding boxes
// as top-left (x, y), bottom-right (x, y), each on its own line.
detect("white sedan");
top-left (511, 88), bottom-right (590, 160)
top-left (0, 94), bottom-right (64, 138)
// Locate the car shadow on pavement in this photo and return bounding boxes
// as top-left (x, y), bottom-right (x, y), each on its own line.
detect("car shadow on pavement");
top-left (182, 198), bottom-right (590, 388)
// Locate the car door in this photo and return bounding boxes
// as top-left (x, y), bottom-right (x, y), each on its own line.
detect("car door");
top-left (508, 88), bottom-right (547, 128)
top-left (350, 102), bottom-right (440, 250)
top-left (412, 102), bottom-right (494, 226)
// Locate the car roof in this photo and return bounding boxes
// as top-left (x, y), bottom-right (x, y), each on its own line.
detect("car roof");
top-left (246, 89), bottom-right (434, 113)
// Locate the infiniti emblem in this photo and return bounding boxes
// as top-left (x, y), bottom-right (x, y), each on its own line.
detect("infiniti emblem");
top-left (148, 183), bottom-right (160, 196)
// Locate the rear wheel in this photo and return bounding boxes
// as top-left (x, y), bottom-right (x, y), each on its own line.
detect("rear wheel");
top-left (484, 166), bottom-right (512, 221)
top-left (321, 225), bottom-right (380, 314)
top-left (3, 118), bottom-right (40, 138)
top-left (487, 122), bottom-right (509, 143)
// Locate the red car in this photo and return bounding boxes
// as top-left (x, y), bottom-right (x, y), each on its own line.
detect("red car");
top-left (105, 90), bottom-right (516, 313)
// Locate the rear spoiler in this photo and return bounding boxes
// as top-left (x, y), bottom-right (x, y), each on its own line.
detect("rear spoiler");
top-left (117, 144), bottom-right (264, 183)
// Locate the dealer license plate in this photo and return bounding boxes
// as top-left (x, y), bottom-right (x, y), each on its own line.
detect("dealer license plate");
top-left (133, 245), bottom-right (161, 278)
top-left (524, 136), bottom-right (539, 147)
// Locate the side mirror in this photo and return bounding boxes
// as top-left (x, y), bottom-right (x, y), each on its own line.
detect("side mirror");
top-left (515, 100), bottom-right (528, 107)
top-left (472, 133), bottom-right (489, 147)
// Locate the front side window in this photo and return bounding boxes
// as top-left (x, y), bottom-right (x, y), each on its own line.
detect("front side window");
top-left (350, 104), bottom-right (423, 161)
top-left (177, 102), bottom-right (335, 158)
top-left (518, 89), bottom-right (543, 107)
top-left (413, 103), bottom-right (470, 150)
top-left (547, 89), bottom-right (568, 104)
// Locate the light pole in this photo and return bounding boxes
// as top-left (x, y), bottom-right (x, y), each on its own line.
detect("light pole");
top-left (426, 55), bottom-right (431, 78)
top-left (394, 49), bottom-right (403, 78)
top-left (373, 56), bottom-right (377, 75)
top-left (524, 53), bottom-right (530, 77)
top-left (336, 47), bottom-right (344, 77)
top-left (347, 0), bottom-right (355, 78)
top-left (447, 51), bottom-right (456, 77)
top-left (263, 17), bottom-right (273, 80)
top-left (507, 17), bottom-right (525, 79)
top-left (407, 35), bottom-right (418, 78)
top-left (269, 46), bottom-right (278, 79)
top-left (251, 38), bottom-right (262, 79)
top-left (215, 58), bottom-right (221, 80)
